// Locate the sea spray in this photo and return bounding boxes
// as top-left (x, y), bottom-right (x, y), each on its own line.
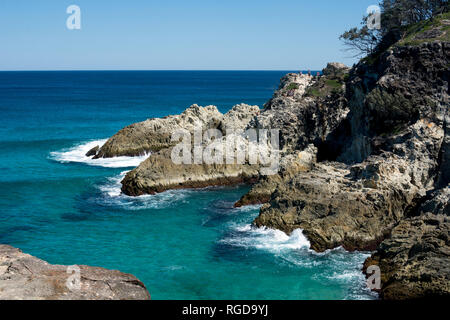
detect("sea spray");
top-left (96, 171), bottom-right (190, 210)
top-left (221, 224), bottom-right (311, 252)
top-left (50, 139), bottom-right (149, 168)
top-left (221, 217), bottom-right (377, 299)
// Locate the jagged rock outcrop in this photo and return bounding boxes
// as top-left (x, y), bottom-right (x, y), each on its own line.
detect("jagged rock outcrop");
top-left (121, 147), bottom-right (260, 196)
top-left (0, 245), bottom-right (150, 300)
top-left (364, 187), bottom-right (449, 299)
top-left (252, 37), bottom-right (449, 299)
top-left (85, 145), bottom-right (99, 157)
top-left (249, 67), bottom-right (349, 154)
top-left (102, 66), bottom-right (350, 198)
top-left (234, 144), bottom-right (317, 207)
top-left (322, 62), bottom-right (350, 78)
top-left (235, 65), bottom-right (351, 206)
top-left (118, 104), bottom-right (267, 196)
top-left (339, 42), bottom-right (449, 163)
top-left (255, 119), bottom-right (443, 252)
top-left (219, 103), bottom-right (261, 132)
top-left (92, 104), bottom-right (259, 158)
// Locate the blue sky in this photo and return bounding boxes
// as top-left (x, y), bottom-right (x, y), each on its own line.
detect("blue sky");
top-left (0, 0), bottom-right (378, 70)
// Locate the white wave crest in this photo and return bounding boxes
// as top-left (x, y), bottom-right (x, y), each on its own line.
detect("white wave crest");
top-left (98, 171), bottom-right (128, 197)
top-left (221, 224), bottom-right (310, 252)
top-left (50, 139), bottom-right (149, 168)
top-left (97, 171), bottom-right (189, 210)
top-left (233, 204), bottom-right (263, 212)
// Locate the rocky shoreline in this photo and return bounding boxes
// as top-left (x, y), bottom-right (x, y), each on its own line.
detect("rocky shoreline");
top-left (83, 24), bottom-right (450, 299)
top-left (0, 245), bottom-right (150, 300)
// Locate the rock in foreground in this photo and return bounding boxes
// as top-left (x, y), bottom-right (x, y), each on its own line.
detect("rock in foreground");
top-left (0, 245), bottom-right (150, 300)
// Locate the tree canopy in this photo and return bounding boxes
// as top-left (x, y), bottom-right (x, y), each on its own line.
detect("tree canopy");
top-left (340, 0), bottom-right (449, 57)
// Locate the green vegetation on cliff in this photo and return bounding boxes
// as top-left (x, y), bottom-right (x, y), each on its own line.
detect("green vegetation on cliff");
top-left (398, 11), bottom-right (450, 46)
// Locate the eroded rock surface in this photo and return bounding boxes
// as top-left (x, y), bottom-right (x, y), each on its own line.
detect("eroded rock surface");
top-left (94, 104), bottom-right (259, 158)
top-left (235, 65), bottom-right (351, 206)
top-left (121, 147), bottom-right (260, 196)
top-left (252, 40), bottom-right (449, 298)
top-left (249, 68), bottom-right (349, 154)
top-left (364, 187), bottom-right (450, 299)
top-left (92, 29), bottom-right (449, 299)
top-left (117, 103), bottom-right (267, 195)
top-left (0, 245), bottom-right (150, 300)
top-left (235, 144), bottom-right (318, 207)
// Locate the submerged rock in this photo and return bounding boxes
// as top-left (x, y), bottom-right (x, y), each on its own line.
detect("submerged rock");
top-left (0, 245), bottom-right (150, 300)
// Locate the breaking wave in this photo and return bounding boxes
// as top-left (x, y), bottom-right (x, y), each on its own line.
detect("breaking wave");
top-left (50, 139), bottom-right (148, 168)
top-left (220, 224), bottom-right (311, 252)
top-left (220, 221), bottom-right (377, 300)
top-left (96, 171), bottom-right (189, 210)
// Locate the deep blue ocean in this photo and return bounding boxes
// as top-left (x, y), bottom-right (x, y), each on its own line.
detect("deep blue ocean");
top-left (0, 71), bottom-right (376, 299)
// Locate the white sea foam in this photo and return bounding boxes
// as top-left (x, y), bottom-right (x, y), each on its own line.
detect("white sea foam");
top-left (330, 270), bottom-right (363, 281)
top-left (221, 224), bottom-right (311, 252)
top-left (233, 204), bottom-right (263, 212)
top-left (98, 171), bottom-right (128, 197)
top-left (97, 171), bottom-right (189, 210)
top-left (316, 250), bottom-right (378, 300)
top-left (50, 139), bottom-right (149, 168)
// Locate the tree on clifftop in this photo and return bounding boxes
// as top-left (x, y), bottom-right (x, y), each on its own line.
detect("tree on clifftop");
top-left (340, 0), bottom-right (449, 57)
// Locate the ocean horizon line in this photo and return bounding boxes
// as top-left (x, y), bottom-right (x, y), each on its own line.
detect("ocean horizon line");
top-left (0, 69), bottom-right (321, 72)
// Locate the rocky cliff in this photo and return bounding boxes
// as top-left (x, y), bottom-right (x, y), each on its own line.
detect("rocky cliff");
top-left (253, 38), bottom-right (449, 298)
top-left (91, 17), bottom-right (449, 299)
top-left (235, 64), bottom-right (351, 207)
top-left (0, 245), bottom-right (150, 300)
top-left (364, 187), bottom-right (449, 299)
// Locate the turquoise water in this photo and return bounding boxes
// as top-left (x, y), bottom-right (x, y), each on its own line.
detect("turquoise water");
top-left (0, 71), bottom-right (376, 299)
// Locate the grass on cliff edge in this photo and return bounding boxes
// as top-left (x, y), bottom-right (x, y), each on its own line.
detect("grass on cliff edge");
top-left (362, 12), bottom-right (450, 65)
top-left (398, 11), bottom-right (450, 46)
top-left (305, 76), bottom-right (346, 98)
top-left (286, 83), bottom-right (300, 91)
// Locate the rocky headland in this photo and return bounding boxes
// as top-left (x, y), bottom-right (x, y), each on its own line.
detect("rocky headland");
top-left (89, 103), bottom-right (260, 159)
top-left (86, 16), bottom-right (449, 299)
top-left (0, 245), bottom-right (150, 300)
